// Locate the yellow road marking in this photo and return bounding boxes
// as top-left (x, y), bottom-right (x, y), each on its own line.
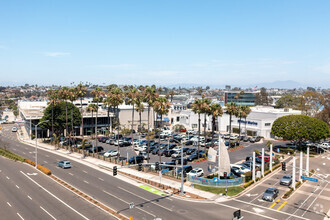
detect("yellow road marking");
top-left (269, 199), bottom-right (280, 209)
top-left (277, 201), bottom-right (287, 211)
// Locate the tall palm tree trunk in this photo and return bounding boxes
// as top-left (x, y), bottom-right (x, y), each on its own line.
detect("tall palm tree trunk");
top-left (65, 102), bottom-right (68, 137)
top-left (51, 103), bottom-right (54, 138)
top-left (80, 98), bottom-right (83, 136)
top-left (204, 113), bottom-right (207, 148)
top-left (131, 106), bottom-right (135, 148)
top-left (211, 116), bottom-right (215, 146)
top-left (159, 114), bottom-right (163, 163)
top-left (229, 113), bottom-right (232, 136)
top-left (117, 106), bottom-right (120, 160)
top-left (147, 106), bottom-right (150, 163)
top-left (107, 105), bottom-right (110, 136)
top-left (198, 113), bottom-right (200, 159)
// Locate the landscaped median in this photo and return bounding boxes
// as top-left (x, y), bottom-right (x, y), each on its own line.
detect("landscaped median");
top-left (194, 185), bottom-right (244, 196)
top-left (282, 170), bottom-right (315, 199)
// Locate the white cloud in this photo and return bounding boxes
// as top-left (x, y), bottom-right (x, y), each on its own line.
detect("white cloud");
top-left (44, 52), bottom-right (70, 57)
top-left (90, 64), bottom-right (136, 69)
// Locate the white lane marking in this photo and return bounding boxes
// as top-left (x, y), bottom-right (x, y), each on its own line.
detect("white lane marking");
top-left (83, 180), bottom-right (89, 184)
top-left (28, 195), bottom-right (32, 200)
top-left (45, 155), bottom-right (50, 157)
top-left (16, 185), bottom-right (20, 189)
top-left (69, 173), bottom-right (74, 176)
top-left (103, 190), bottom-right (156, 217)
top-left (82, 170), bottom-right (88, 174)
top-left (166, 197), bottom-right (173, 201)
top-left (302, 182), bottom-right (329, 216)
top-left (44, 161), bottom-right (48, 164)
top-left (13, 148), bottom-right (17, 150)
top-left (17, 213), bottom-right (24, 220)
top-left (7, 202), bottom-right (12, 207)
top-left (6, 176), bottom-right (10, 179)
top-left (98, 178), bottom-right (104, 181)
top-left (22, 152), bottom-right (26, 155)
top-left (20, 171), bottom-right (89, 220)
top-left (118, 186), bottom-right (172, 211)
top-left (40, 206), bottom-right (57, 220)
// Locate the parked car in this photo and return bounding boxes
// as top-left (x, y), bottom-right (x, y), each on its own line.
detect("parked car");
top-left (128, 156), bottom-right (144, 164)
top-left (139, 151), bottom-right (150, 160)
top-left (231, 164), bottom-right (250, 173)
top-left (187, 151), bottom-right (206, 161)
top-left (87, 146), bottom-right (104, 153)
top-left (172, 158), bottom-right (188, 165)
top-left (12, 126), bottom-right (18, 132)
top-left (176, 165), bottom-right (193, 177)
top-left (243, 161), bottom-right (261, 169)
top-left (262, 188), bottom-right (279, 202)
top-left (231, 167), bottom-right (244, 177)
top-left (186, 148), bottom-right (197, 155)
top-left (152, 147), bottom-right (159, 155)
top-left (106, 138), bottom-right (115, 145)
top-left (171, 150), bottom-right (186, 158)
top-left (57, 160), bottom-right (71, 169)
top-left (164, 149), bottom-right (176, 157)
top-left (188, 168), bottom-right (204, 177)
top-left (318, 143), bottom-right (330, 149)
top-left (104, 150), bottom-right (119, 157)
top-left (243, 136), bottom-right (250, 142)
top-left (280, 175), bottom-right (292, 186)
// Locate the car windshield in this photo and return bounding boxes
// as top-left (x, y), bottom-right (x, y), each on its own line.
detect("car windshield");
top-left (190, 170), bottom-right (197, 173)
top-left (265, 189), bottom-right (274, 194)
top-left (283, 176), bottom-right (291, 179)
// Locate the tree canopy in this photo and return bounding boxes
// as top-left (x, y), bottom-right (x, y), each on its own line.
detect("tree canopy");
top-left (40, 101), bottom-right (82, 135)
top-left (271, 115), bottom-right (329, 142)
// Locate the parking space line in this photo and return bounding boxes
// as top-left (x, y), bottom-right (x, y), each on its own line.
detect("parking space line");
top-left (277, 201), bottom-right (287, 211)
top-left (269, 199), bottom-right (280, 209)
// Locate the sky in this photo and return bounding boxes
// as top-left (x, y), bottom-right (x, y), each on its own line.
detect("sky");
top-left (0, 0), bottom-right (329, 88)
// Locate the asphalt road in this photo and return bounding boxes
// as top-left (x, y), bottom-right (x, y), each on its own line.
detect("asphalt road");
top-left (0, 156), bottom-right (114, 220)
top-left (1, 124), bottom-right (328, 220)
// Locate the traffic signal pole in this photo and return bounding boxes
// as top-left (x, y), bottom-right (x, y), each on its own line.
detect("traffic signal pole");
top-left (292, 156), bottom-right (296, 190)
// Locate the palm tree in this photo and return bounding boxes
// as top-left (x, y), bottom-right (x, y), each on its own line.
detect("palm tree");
top-left (86, 103), bottom-right (98, 142)
top-left (153, 96), bottom-right (171, 163)
top-left (58, 87), bottom-right (70, 137)
top-left (103, 95), bottom-right (111, 136)
top-left (192, 98), bottom-right (204, 159)
top-left (47, 89), bottom-right (59, 139)
top-left (209, 103), bottom-right (223, 145)
top-left (126, 87), bottom-right (139, 147)
top-left (241, 105), bottom-right (251, 136)
top-left (108, 87), bottom-right (124, 159)
top-left (91, 87), bottom-right (104, 149)
top-left (75, 83), bottom-right (87, 136)
top-left (135, 99), bottom-right (145, 134)
top-left (225, 102), bottom-right (237, 136)
top-left (143, 85), bottom-right (158, 163)
top-left (202, 97), bottom-right (211, 144)
top-left (169, 90), bottom-right (175, 102)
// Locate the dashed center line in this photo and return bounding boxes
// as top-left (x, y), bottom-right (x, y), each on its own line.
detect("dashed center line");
top-left (7, 202), bottom-right (12, 207)
top-left (69, 173), bottom-right (74, 176)
top-left (16, 185), bottom-right (20, 189)
top-left (82, 170), bottom-right (88, 173)
top-left (98, 178), bottom-right (104, 181)
top-left (6, 176), bottom-right (10, 180)
top-left (28, 195), bottom-right (32, 200)
top-left (22, 152), bottom-right (26, 155)
top-left (44, 161), bottom-right (48, 164)
top-left (83, 180), bottom-right (89, 184)
top-left (45, 155), bottom-right (49, 157)
top-left (17, 213), bottom-right (24, 220)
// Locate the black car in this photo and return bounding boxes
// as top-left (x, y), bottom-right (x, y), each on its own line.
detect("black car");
top-left (128, 156), bottom-right (144, 164)
top-left (231, 167), bottom-right (244, 177)
top-left (161, 161), bottom-right (176, 170)
top-left (172, 158), bottom-right (188, 165)
top-left (164, 149), bottom-right (175, 157)
top-left (152, 148), bottom-right (159, 155)
top-left (87, 146), bottom-right (104, 153)
top-left (246, 156), bottom-right (262, 164)
top-left (186, 148), bottom-right (197, 155)
top-left (176, 165), bottom-right (193, 177)
top-left (185, 140), bottom-right (193, 146)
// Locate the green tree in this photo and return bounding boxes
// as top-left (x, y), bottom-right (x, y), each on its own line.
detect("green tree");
top-left (225, 102), bottom-right (237, 136)
top-left (209, 103), bottom-right (223, 144)
top-left (255, 87), bottom-right (272, 106)
top-left (75, 83), bottom-right (88, 136)
top-left (91, 87), bottom-right (104, 148)
top-left (40, 102), bottom-right (82, 137)
top-left (192, 98), bottom-right (204, 159)
top-left (271, 115), bottom-right (329, 144)
top-left (275, 94), bottom-right (301, 109)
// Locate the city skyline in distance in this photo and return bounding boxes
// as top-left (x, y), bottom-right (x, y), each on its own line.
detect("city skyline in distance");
top-left (0, 1), bottom-right (329, 88)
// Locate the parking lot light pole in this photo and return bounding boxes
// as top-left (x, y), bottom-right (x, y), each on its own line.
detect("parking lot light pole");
top-left (35, 120), bottom-right (49, 169)
top-left (299, 151), bottom-right (303, 182)
top-left (252, 152), bottom-right (256, 182)
top-left (292, 156), bottom-right (296, 190)
top-left (261, 148), bottom-right (264, 177)
top-left (269, 144), bottom-right (273, 171)
top-left (306, 147), bottom-right (310, 176)
top-left (180, 141), bottom-right (184, 195)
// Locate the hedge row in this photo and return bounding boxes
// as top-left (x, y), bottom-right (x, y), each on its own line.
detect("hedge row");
top-left (283, 180), bottom-right (303, 199)
top-left (243, 180), bottom-right (254, 188)
top-left (25, 159), bottom-right (52, 175)
top-left (272, 163), bottom-right (281, 171)
top-left (0, 148), bottom-right (25, 162)
top-left (264, 170), bottom-right (271, 176)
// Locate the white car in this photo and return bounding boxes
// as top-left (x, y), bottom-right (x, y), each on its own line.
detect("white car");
top-left (188, 168), bottom-right (204, 177)
top-left (12, 127), bottom-right (18, 132)
top-left (137, 145), bottom-right (147, 152)
top-left (104, 150), bottom-right (120, 157)
top-left (171, 150), bottom-right (186, 158)
top-left (133, 139), bottom-right (140, 146)
top-left (231, 164), bottom-right (250, 173)
top-left (318, 143), bottom-right (330, 149)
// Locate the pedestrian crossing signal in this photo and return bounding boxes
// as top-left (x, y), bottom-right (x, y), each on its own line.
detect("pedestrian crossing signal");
top-left (113, 166), bottom-right (117, 176)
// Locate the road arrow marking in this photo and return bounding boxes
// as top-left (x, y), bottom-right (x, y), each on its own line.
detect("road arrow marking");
top-left (252, 207), bottom-right (265, 213)
top-left (246, 193), bottom-right (258, 197)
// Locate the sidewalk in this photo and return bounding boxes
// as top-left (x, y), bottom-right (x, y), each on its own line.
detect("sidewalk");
top-left (17, 130), bottom-right (222, 201)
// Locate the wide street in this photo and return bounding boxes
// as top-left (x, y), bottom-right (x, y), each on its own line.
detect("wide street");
top-left (0, 124), bottom-right (329, 219)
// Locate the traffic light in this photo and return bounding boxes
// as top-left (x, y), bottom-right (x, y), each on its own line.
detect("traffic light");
top-left (281, 162), bottom-right (286, 171)
top-left (138, 163), bottom-right (142, 171)
top-left (233, 210), bottom-right (241, 219)
top-left (113, 166), bottom-right (117, 176)
top-left (224, 172), bottom-right (227, 178)
top-left (155, 162), bottom-right (159, 171)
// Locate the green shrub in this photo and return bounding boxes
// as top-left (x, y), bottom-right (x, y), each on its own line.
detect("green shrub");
top-left (264, 170), bottom-right (271, 176)
top-left (272, 163), bottom-right (281, 171)
top-left (283, 187), bottom-right (293, 198)
top-left (243, 180), bottom-right (254, 188)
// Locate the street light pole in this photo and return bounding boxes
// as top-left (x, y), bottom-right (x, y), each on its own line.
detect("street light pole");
top-left (35, 120), bottom-right (49, 169)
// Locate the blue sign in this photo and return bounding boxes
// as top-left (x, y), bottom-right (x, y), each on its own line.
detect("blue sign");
top-left (277, 148), bottom-right (280, 153)
top-left (213, 177), bottom-right (220, 183)
top-left (301, 176), bottom-right (318, 182)
top-left (272, 153), bottom-right (274, 156)
top-left (161, 168), bottom-right (169, 174)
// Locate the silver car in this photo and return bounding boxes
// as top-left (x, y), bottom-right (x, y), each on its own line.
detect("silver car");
top-left (262, 188), bottom-right (279, 202)
top-left (280, 175), bottom-right (292, 186)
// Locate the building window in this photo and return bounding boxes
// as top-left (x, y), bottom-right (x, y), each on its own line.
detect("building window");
top-left (176, 116), bottom-right (180, 122)
top-left (192, 124), bottom-right (197, 129)
top-left (265, 123), bottom-right (271, 126)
